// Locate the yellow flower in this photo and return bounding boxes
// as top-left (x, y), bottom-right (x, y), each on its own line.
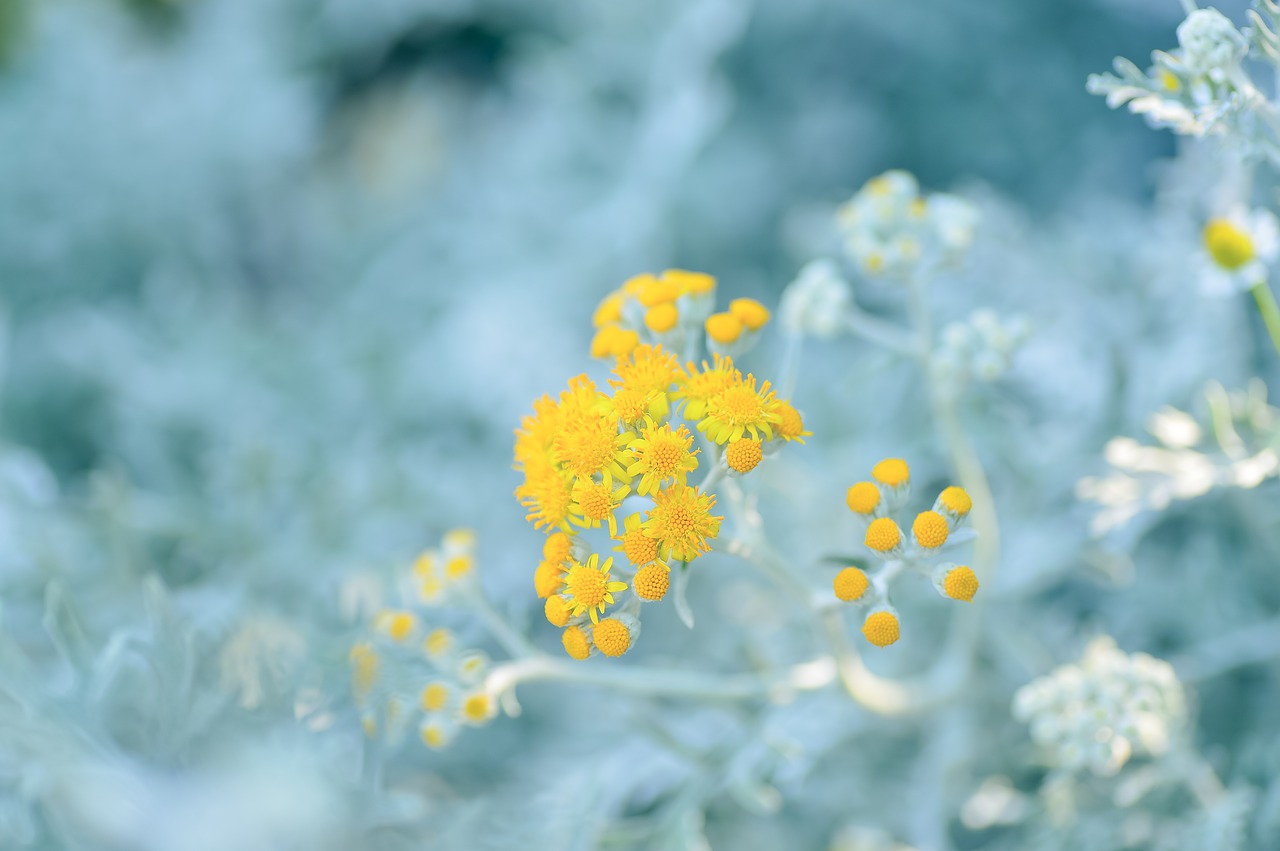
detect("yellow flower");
top-left (633, 562), bottom-right (671, 601)
top-left (614, 511), bottom-right (659, 566)
top-left (772, 400), bottom-right (811, 444)
top-left (611, 344), bottom-right (681, 397)
top-left (533, 560), bottom-right (564, 598)
top-left (697, 371), bottom-right (782, 445)
top-left (846, 482), bottom-right (881, 515)
top-left (543, 532), bottom-right (574, 565)
top-left (444, 553), bottom-right (474, 580)
top-left (591, 324), bottom-right (640, 359)
top-left (460, 692), bottom-right (495, 725)
top-left (643, 484), bottom-right (723, 563)
top-left (871, 458), bottom-right (909, 487)
top-left (375, 610), bottom-right (416, 642)
top-left (864, 517), bottom-right (901, 554)
top-left (935, 486), bottom-right (972, 519)
top-left (911, 511), bottom-right (949, 549)
top-left (645, 303), bottom-right (679, 333)
top-left (593, 291), bottom-right (625, 327)
top-left (862, 610), bottom-right (901, 647)
top-left (568, 478), bottom-right (629, 536)
top-left (705, 311), bottom-right (744, 345)
top-left (349, 642), bottom-right (379, 702)
top-left (637, 276), bottom-right (682, 307)
top-left (545, 594), bottom-right (573, 627)
top-left (833, 567), bottom-right (870, 602)
top-left (1204, 219), bottom-right (1255, 271)
top-left (552, 409), bottom-right (632, 486)
top-left (728, 297), bottom-right (770, 331)
top-left (625, 419), bottom-right (699, 497)
top-left (724, 438), bottom-right (763, 474)
top-left (423, 628), bottom-right (453, 660)
top-left (420, 720), bottom-right (452, 750)
top-left (942, 565), bottom-right (979, 602)
top-left (661, 268), bottom-right (716, 296)
top-left (560, 554), bottom-right (627, 624)
top-left (673, 354), bottom-right (738, 421)
top-left (421, 681), bottom-right (450, 712)
top-left (562, 625), bottom-right (592, 660)
top-left (610, 387), bottom-right (667, 428)
top-left (513, 394), bottom-right (560, 472)
top-left (514, 462), bottom-right (574, 532)
top-left (592, 618), bottom-right (632, 657)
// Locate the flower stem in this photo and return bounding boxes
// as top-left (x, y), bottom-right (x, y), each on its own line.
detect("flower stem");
top-left (1250, 280), bottom-right (1280, 357)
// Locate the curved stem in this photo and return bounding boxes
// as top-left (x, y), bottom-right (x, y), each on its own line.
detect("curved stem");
top-left (1250, 280), bottom-right (1280, 358)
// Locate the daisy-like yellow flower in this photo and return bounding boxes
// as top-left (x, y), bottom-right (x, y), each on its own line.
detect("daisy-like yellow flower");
top-left (609, 386), bottom-right (668, 429)
top-left (643, 483), bottom-right (723, 563)
top-left (614, 511), bottom-right (659, 566)
top-left (771, 400), bottom-right (812, 444)
top-left (612, 344), bottom-right (681, 397)
top-left (672, 354), bottom-right (738, 421)
top-left (514, 461), bottom-right (574, 532)
top-left (568, 478), bottom-right (629, 536)
top-left (553, 409), bottom-right (633, 486)
top-left (625, 419), bottom-right (698, 496)
top-left (560, 554), bottom-right (627, 623)
top-left (513, 394), bottom-right (561, 471)
top-left (697, 371), bottom-right (782, 445)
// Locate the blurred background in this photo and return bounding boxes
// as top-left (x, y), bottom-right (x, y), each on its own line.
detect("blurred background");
top-left (3, 0), bottom-right (1279, 849)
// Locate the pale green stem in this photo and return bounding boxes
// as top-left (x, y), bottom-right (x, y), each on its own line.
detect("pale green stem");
top-left (1250, 280), bottom-right (1280, 358)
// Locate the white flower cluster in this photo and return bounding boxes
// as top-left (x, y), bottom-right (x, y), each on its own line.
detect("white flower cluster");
top-left (836, 170), bottom-right (978, 281)
top-left (779, 259), bottom-right (852, 338)
top-left (934, 309), bottom-right (1029, 385)
top-left (1012, 636), bottom-right (1186, 777)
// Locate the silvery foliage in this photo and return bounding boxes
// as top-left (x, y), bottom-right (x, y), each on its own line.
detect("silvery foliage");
top-left (0, 0), bottom-right (1278, 849)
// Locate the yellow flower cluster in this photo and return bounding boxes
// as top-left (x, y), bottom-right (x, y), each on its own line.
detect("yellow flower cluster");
top-left (515, 273), bottom-right (810, 658)
top-left (347, 528), bottom-right (498, 750)
top-left (835, 458), bottom-right (978, 647)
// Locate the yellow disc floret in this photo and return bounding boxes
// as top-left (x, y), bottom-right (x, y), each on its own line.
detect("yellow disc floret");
top-left (912, 511), bottom-right (949, 549)
top-left (1204, 219), bottom-right (1255, 271)
top-left (943, 566), bottom-right (979, 602)
top-left (543, 532), bottom-right (573, 565)
top-left (833, 567), bottom-right (870, 602)
top-left (533, 561), bottom-right (564, 598)
top-left (625, 420), bottom-right (699, 497)
top-left (938, 486), bottom-right (972, 517)
top-left (421, 682), bottom-right (450, 712)
top-left (705, 312), bottom-right (744, 345)
top-left (592, 618), bottom-right (632, 657)
top-left (615, 512), bottom-right (659, 566)
top-left (871, 458), bottom-right (910, 487)
top-left (633, 562), bottom-right (671, 601)
top-left (725, 438), bottom-right (763, 473)
top-left (862, 611), bottom-right (901, 647)
top-left (729, 297), bottom-right (770, 331)
top-left (864, 517), bottom-right (901, 553)
top-left (562, 625), bottom-right (592, 660)
top-left (846, 482), bottom-right (881, 514)
top-left (643, 483), bottom-right (723, 563)
top-left (561, 554), bottom-right (627, 623)
top-left (461, 692), bottom-right (495, 724)
top-left (545, 594), bottom-right (573, 627)
top-left (645, 303), bottom-right (679, 333)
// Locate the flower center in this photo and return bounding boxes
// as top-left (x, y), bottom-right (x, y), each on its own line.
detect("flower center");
top-left (623, 529), bottom-right (659, 565)
top-left (646, 439), bottom-right (683, 476)
top-left (720, 386), bottom-right (762, 423)
top-left (612, 389), bottom-right (647, 424)
top-left (1204, 219), bottom-right (1255, 270)
top-left (575, 481), bottom-right (613, 520)
top-left (565, 565), bottom-right (608, 608)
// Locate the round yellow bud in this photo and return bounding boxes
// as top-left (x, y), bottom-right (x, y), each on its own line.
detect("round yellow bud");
top-left (725, 438), bottom-right (763, 473)
top-left (846, 481), bottom-right (881, 514)
top-left (633, 562), bottom-right (670, 601)
top-left (833, 567), bottom-right (870, 602)
top-left (938, 486), bottom-right (972, 517)
top-left (534, 562), bottom-right (563, 598)
top-left (423, 628), bottom-right (453, 660)
top-left (864, 517), bottom-right (901, 553)
top-left (871, 458), bottom-right (910, 487)
top-left (545, 594), bottom-right (572, 627)
top-left (543, 532), bottom-right (573, 564)
top-left (645, 302), bottom-right (679, 333)
top-left (421, 681), bottom-right (449, 713)
top-left (420, 721), bottom-right (448, 749)
top-left (943, 566), bottom-right (979, 602)
top-left (729, 298), bottom-right (770, 331)
top-left (638, 277), bottom-right (681, 307)
top-left (592, 618), bottom-right (632, 657)
top-left (1204, 219), bottom-right (1255, 271)
top-left (562, 625), bottom-right (591, 660)
top-left (461, 692), bottom-right (495, 725)
top-left (705, 312), bottom-right (743, 345)
top-left (912, 511), bottom-right (949, 549)
top-left (593, 292), bottom-right (624, 328)
top-left (776, 402), bottom-right (807, 442)
top-left (862, 611), bottom-right (901, 647)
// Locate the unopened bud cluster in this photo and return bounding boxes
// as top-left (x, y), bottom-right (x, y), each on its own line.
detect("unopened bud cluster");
top-left (1012, 636), bottom-right (1186, 776)
top-left (836, 458), bottom-right (978, 647)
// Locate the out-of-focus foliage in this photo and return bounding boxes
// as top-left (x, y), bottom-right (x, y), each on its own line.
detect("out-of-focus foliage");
top-left (2, 0), bottom-right (1280, 849)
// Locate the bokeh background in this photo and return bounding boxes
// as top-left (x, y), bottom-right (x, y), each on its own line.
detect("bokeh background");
top-left (3, 0), bottom-right (1279, 849)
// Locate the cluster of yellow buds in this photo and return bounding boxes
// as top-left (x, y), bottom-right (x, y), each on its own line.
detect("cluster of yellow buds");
top-left (836, 458), bottom-right (978, 647)
top-left (590, 269), bottom-right (773, 360)
top-left (515, 272), bottom-right (810, 659)
top-left (346, 529), bottom-right (497, 750)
